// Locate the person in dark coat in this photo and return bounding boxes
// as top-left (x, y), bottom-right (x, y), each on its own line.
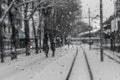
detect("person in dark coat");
top-left (43, 33), bottom-right (49, 58)
top-left (51, 41), bottom-right (55, 57)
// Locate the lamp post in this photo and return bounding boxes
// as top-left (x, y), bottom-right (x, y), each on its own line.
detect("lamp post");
top-left (88, 8), bottom-right (91, 49)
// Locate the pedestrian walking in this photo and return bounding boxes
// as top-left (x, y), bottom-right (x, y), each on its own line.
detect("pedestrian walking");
top-left (51, 41), bottom-right (55, 57)
top-left (43, 33), bottom-right (49, 58)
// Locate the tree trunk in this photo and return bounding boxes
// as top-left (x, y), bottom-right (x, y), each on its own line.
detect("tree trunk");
top-left (31, 2), bottom-right (39, 54)
top-left (38, 9), bottom-right (42, 53)
top-left (0, 1), bottom-right (4, 63)
top-left (8, 0), bottom-right (17, 60)
top-left (32, 17), bottom-right (39, 54)
top-left (24, 2), bottom-right (30, 56)
top-left (0, 23), bottom-right (4, 63)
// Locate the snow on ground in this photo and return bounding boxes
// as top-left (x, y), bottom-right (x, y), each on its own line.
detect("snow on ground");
top-left (83, 44), bottom-right (120, 80)
top-left (2, 43), bottom-right (120, 80)
top-left (92, 44), bottom-right (120, 62)
top-left (69, 47), bottom-right (90, 80)
top-left (0, 45), bottom-right (76, 80)
top-left (32, 45), bottom-right (77, 80)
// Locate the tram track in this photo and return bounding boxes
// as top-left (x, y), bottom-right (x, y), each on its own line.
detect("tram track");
top-left (83, 49), bottom-right (94, 80)
top-left (81, 46), bottom-right (94, 80)
top-left (65, 46), bottom-right (94, 80)
top-left (65, 48), bottom-right (78, 80)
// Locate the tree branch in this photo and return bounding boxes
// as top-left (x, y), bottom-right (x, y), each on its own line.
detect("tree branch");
top-left (0, 0), bottom-right (16, 23)
top-left (17, 0), bottom-right (38, 7)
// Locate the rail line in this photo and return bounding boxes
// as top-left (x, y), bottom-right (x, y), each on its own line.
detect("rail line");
top-left (65, 48), bottom-right (78, 80)
top-left (66, 46), bottom-right (94, 80)
top-left (81, 46), bottom-right (94, 80)
top-left (83, 49), bottom-right (94, 80)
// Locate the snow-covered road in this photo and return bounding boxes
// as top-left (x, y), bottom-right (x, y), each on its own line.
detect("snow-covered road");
top-left (69, 47), bottom-right (90, 80)
top-left (3, 44), bottom-right (118, 80)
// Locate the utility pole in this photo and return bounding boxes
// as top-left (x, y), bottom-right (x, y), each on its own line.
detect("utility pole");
top-left (113, 0), bottom-right (116, 52)
top-left (88, 8), bottom-right (91, 49)
top-left (115, 0), bottom-right (120, 53)
top-left (100, 0), bottom-right (104, 61)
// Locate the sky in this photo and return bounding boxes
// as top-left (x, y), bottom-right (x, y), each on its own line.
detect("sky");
top-left (79, 0), bottom-right (115, 31)
top-left (81, 0), bottom-right (115, 22)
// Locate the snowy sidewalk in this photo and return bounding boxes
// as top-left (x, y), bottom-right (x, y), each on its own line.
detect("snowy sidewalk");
top-left (0, 45), bottom-right (76, 80)
top-left (92, 44), bottom-right (120, 63)
top-left (82, 44), bottom-right (120, 80)
top-left (32, 46), bottom-right (77, 80)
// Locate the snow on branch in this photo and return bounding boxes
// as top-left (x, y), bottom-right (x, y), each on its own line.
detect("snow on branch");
top-left (0, 0), bottom-right (16, 23)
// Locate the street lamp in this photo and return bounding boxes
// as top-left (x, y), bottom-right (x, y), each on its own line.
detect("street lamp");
top-left (88, 8), bottom-right (91, 49)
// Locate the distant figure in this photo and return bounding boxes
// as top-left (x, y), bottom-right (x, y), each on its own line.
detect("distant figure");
top-left (56, 37), bottom-right (59, 47)
top-left (43, 44), bottom-right (49, 58)
top-left (68, 41), bottom-right (70, 48)
top-left (0, 52), bottom-right (4, 63)
top-left (43, 33), bottom-right (49, 58)
top-left (10, 51), bottom-right (17, 60)
top-left (49, 34), bottom-right (56, 57)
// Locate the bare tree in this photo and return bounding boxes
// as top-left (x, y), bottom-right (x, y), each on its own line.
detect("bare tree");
top-left (24, 0), bottom-right (30, 56)
top-left (0, 0), bottom-right (5, 63)
top-left (31, 2), bottom-right (39, 54)
top-left (7, 0), bottom-right (18, 60)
